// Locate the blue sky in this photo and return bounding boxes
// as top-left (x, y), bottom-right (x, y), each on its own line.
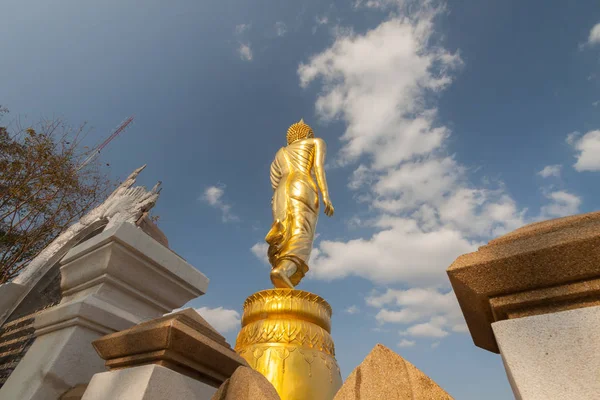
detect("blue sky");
top-left (2, 0), bottom-right (600, 398)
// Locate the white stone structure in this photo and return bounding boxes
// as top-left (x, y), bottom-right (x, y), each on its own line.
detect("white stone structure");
top-left (82, 364), bottom-right (216, 400)
top-left (0, 165), bottom-right (161, 327)
top-left (0, 221), bottom-right (209, 400)
top-left (492, 306), bottom-right (600, 400)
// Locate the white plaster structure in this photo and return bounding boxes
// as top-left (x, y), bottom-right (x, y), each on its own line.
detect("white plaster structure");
top-left (492, 306), bottom-right (600, 400)
top-left (0, 221), bottom-right (209, 400)
top-left (81, 364), bottom-right (217, 400)
top-left (0, 165), bottom-right (161, 327)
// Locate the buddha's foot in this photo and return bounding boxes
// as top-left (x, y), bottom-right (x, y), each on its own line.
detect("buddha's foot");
top-left (270, 265), bottom-right (295, 288)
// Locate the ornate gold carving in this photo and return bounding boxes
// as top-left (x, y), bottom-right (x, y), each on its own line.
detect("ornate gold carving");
top-left (242, 289), bottom-right (332, 331)
top-left (299, 348), bottom-right (315, 377)
top-left (319, 353), bottom-right (334, 383)
top-left (235, 289), bottom-right (342, 399)
top-left (236, 318), bottom-right (335, 356)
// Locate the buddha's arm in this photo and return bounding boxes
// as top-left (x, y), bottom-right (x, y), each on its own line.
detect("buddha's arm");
top-left (270, 155), bottom-right (282, 206)
top-left (313, 138), bottom-right (334, 217)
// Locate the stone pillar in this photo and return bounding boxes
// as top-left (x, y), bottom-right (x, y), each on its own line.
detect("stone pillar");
top-left (447, 211), bottom-right (600, 400)
top-left (0, 222), bottom-right (209, 400)
top-left (81, 308), bottom-right (248, 400)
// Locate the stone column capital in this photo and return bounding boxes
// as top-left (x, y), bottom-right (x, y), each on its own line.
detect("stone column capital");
top-left (91, 308), bottom-right (248, 388)
top-left (447, 210), bottom-right (600, 353)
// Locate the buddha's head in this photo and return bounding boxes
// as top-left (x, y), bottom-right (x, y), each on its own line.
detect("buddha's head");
top-left (286, 119), bottom-right (314, 145)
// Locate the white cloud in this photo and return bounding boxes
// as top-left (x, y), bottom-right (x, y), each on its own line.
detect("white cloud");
top-left (201, 185), bottom-right (239, 222)
top-left (540, 191), bottom-right (581, 218)
top-left (299, 23), bottom-right (460, 169)
top-left (346, 215), bottom-right (364, 229)
top-left (348, 164), bottom-right (372, 189)
top-left (195, 306), bottom-right (241, 334)
top-left (538, 165), bottom-right (562, 178)
top-left (372, 327), bottom-right (390, 333)
top-left (375, 308), bottom-right (422, 324)
top-left (569, 130), bottom-right (600, 171)
top-left (311, 218), bottom-right (477, 285)
top-left (593, 100), bottom-right (599, 107)
top-left (238, 43), bottom-right (253, 61)
top-left (251, 242), bottom-right (269, 265)
top-left (398, 339), bottom-right (416, 348)
top-left (316, 15), bottom-right (329, 25)
top-left (452, 322), bottom-right (469, 333)
top-left (373, 157), bottom-right (462, 203)
top-left (439, 189), bottom-right (526, 238)
top-left (297, 0), bottom-right (576, 344)
top-left (275, 21), bottom-right (287, 37)
top-left (298, 12), bottom-right (461, 168)
top-left (587, 23), bottom-right (600, 46)
top-left (203, 186), bottom-right (224, 205)
top-left (345, 305), bottom-right (360, 314)
top-left (235, 24), bottom-right (251, 35)
top-left (354, 0), bottom-right (404, 9)
top-left (367, 287), bottom-right (457, 310)
top-left (400, 316), bottom-right (449, 338)
top-left (566, 131), bottom-right (580, 146)
top-left (299, 2), bottom-right (530, 289)
top-left (234, 24), bottom-right (252, 60)
top-left (367, 287), bottom-right (466, 337)
top-left (431, 341), bottom-right (440, 349)
top-left (313, 15), bottom-right (330, 34)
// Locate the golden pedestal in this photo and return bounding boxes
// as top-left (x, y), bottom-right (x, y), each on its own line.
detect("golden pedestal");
top-left (235, 289), bottom-right (342, 400)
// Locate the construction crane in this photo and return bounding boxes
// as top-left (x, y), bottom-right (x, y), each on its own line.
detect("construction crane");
top-left (77, 115), bottom-right (134, 171)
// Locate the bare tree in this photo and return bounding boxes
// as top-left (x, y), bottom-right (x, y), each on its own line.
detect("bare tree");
top-left (0, 107), bottom-right (112, 283)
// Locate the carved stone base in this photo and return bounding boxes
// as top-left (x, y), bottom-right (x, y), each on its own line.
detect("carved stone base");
top-left (91, 308), bottom-right (247, 388)
top-left (82, 364), bottom-right (216, 400)
top-left (235, 289), bottom-right (342, 400)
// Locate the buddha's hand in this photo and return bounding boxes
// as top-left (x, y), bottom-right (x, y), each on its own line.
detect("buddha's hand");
top-left (323, 196), bottom-right (334, 217)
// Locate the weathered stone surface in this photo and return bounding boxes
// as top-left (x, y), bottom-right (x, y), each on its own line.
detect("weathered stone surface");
top-left (211, 366), bottom-right (280, 400)
top-left (447, 210), bottom-right (600, 353)
top-left (2, 323), bottom-right (107, 400)
top-left (137, 214), bottom-right (169, 248)
top-left (60, 384), bottom-right (88, 400)
top-left (334, 344), bottom-right (452, 400)
top-left (492, 306), bottom-right (600, 400)
top-left (0, 261), bottom-right (62, 389)
top-left (93, 308), bottom-right (248, 388)
top-left (81, 364), bottom-right (216, 400)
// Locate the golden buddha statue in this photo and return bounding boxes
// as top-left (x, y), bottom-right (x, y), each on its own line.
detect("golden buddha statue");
top-left (266, 119), bottom-right (334, 289)
top-left (235, 120), bottom-right (342, 400)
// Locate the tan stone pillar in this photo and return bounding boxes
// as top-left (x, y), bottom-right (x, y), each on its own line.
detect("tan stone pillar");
top-left (448, 211), bottom-right (600, 400)
top-left (81, 308), bottom-right (249, 400)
